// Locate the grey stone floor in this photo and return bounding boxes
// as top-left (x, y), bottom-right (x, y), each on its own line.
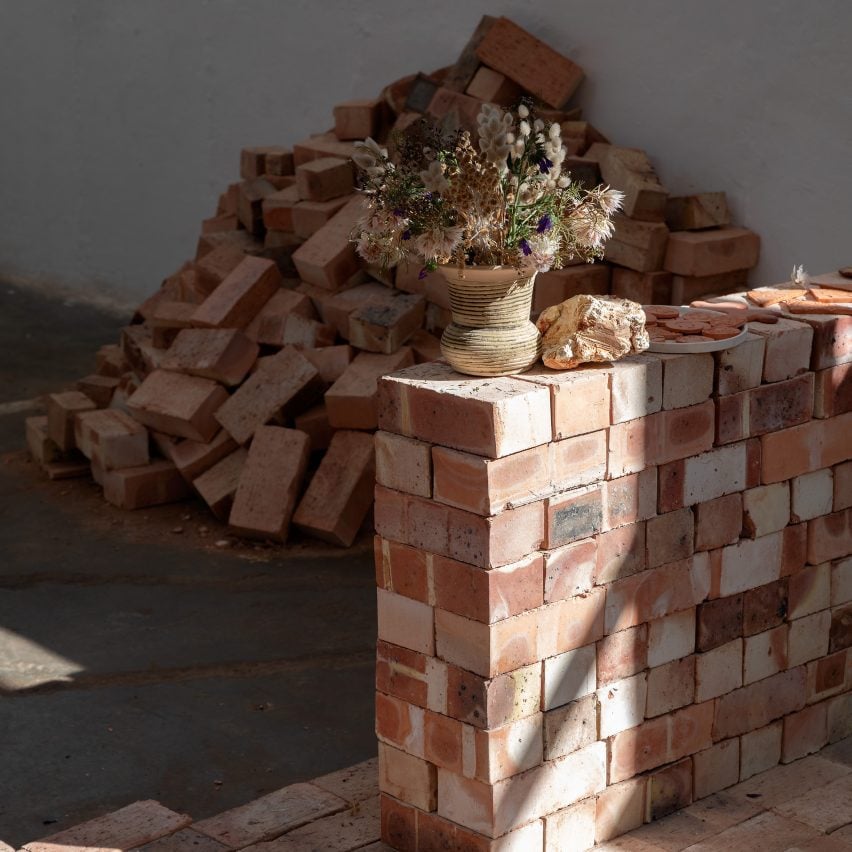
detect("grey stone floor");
top-left (0, 283), bottom-right (378, 846)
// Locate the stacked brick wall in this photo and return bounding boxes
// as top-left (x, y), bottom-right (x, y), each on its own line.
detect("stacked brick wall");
top-left (372, 311), bottom-right (852, 850)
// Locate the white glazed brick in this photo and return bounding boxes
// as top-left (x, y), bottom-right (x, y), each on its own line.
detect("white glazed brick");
top-left (791, 469), bottom-right (834, 522)
top-left (659, 352), bottom-right (714, 410)
top-left (831, 557), bottom-right (852, 606)
top-left (647, 608), bottom-right (696, 667)
top-left (788, 610), bottom-right (831, 666)
top-left (682, 443), bottom-right (747, 506)
top-left (597, 672), bottom-right (647, 738)
top-left (715, 332), bottom-right (766, 395)
top-left (742, 482), bottom-right (790, 538)
top-left (743, 625), bottom-right (787, 685)
top-left (543, 645), bottom-right (597, 711)
top-left (695, 638), bottom-right (743, 702)
top-left (719, 531), bottom-right (783, 596)
top-left (740, 721), bottom-right (782, 780)
top-left (610, 355), bottom-right (662, 424)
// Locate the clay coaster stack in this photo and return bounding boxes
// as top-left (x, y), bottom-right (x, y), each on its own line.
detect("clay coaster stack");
top-left (643, 305), bottom-right (744, 343)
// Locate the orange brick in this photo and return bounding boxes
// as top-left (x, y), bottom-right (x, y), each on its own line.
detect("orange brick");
top-left (609, 701), bottom-right (713, 783)
top-left (161, 328), bottom-right (258, 387)
top-left (375, 431), bottom-right (432, 499)
top-left (378, 742), bottom-right (437, 812)
top-left (663, 227), bottom-right (760, 276)
top-left (326, 348), bottom-right (414, 431)
top-left (196, 243), bottom-right (245, 294)
top-left (321, 282), bottom-right (393, 336)
top-left (348, 293), bottom-right (425, 354)
top-left (333, 98), bottom-right (384, 141)
top-left (292, 429), bottom-right (375, 546)
top-left (244, 288), bottom-right (317, 344)
top-left (228, 426), bottom-right (309, 541)
top-left (292, 197), bottom-right (363, 290)
top-left (237, 177), bottom-right (277, 233)
top-left (379, 793), bottom-right (417, 851)
top-left (544, 538), bottom-right (597, 603)
top-left (191, 256), bottom-right (281, 329)
top-left (102, 459), bottom-right (190, 510)
top-left (193, 448), bottom-right (247, 520)
top-left (376, 692), bottom-right (425, 758)
top-left (171, 430), bottom-right (237, 482)
top-left (295, 156), bottom-right (354, 202)
top-left (76, 374), bottom-right (119, 407)
top-left (127, 370), bottom-right (227, 442)
top-left (74, 409), bottom-right (148, 470)
top-left (646, 757), bottom-right (693, 820)
top-left (814, 363), bottom-right (852, 418)
top-left (808, 508), bottom-right (852, 564)
top-left (782, 701), bottom-right (828, 763)
top-left (464, 65), bottom-right (522, 106)
top-left (749, 316), bottom-right (814, 384)
top-left (597, 145), bottom-right (667, 222)
top-left (47, 391), bottom-right (98, 451)
top-left (433, 552), bottom-right (544, 624)
top-left (261, 185), bottom-right (300, 231)
top-left (595, 522), bottom-right (647, 584)
top-left (597, 624), bottom-right (648, 686)
top-left (374, 537), bottom-right (430, 603)
top-left (215, 348), bottom-right (322, 444)
top-left (611, 267), bottom-right (673, 304)
top-left (794, 310), bottom-right (852, 370)
top-left (301, 345), bottom-right (353, 384)
top-left (474, 16), bottom-right (583, 108)
top-left (695, 493), bottom-right (742, 551)
top-left (604, 214), bottom-right (669, 272)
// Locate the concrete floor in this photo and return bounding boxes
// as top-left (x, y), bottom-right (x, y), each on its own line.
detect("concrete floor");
top-left (0, 283), bottom-right (378, 847)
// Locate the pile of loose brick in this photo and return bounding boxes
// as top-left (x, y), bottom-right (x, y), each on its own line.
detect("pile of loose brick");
top-left (25, 15), bottom-right (760, 546)
top-left (371, 305), bottom-right (851, 848)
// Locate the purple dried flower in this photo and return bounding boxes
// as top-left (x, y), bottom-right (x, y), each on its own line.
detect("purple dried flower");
top-left (538, 156), bottom-right (554, 174)
top-left (393, 208), bottom-right (405, 217)
top-left (520, 239), bottom-right (532, 256)
top-left (537, 214), bottom-right (553, 233)
top-left (402, 230), bottom-right (411, 240)
top-left (418, 268), bottom-right (428, 280)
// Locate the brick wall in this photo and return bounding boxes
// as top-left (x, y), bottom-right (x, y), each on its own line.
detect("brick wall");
top-left (372, 311), bottom-right (852, 849)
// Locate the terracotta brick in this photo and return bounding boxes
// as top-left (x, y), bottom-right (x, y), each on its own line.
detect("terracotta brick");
top-left (595, 523), bottom-right (646, 584)
top-left (831, 557), bottom-right (852, 606)
top-left (446, 662), bottom-right (541, 730)
top-left (695, 638), bottom-right (742, 702)
top-left (749, 316), bottom-right (814, 384)
top-left (791, 468), bottom-right (835, 522)
top-left (719, 531), bottom-right (783, 596)
top-left (375, 431), bottom-right (431, 499)
top-left (595, 777), bottom-right (646, 842)
top-left (827, 692), bottom-right (852, 742)
top-left (237, 176), bottom-right (276, 233)
top-left (829, 602), bottom-right (852, 653)
top-left (378, 742), bottom-right (437, 812)
top-left (543, 644), bottom-right (597, 710)
top-left (668, 442), bottom-right (748, 512)
top-left (473, 714), bottom-right (543, 783)
top-left (646, 507), bottom-right (694, 568)
top-left (546, 484), bottom-right (604, 547)
top-left (422, 709), bottom-right (463, 773)
top-left (646, 757), bottom-right (693, 821)
top-left (191, 256), bottom-right (281, 329)
top-left (743, 578), bottom-right (788, 636)
top-left (742, 482), bottom-right (790, 539)
top-left (433, 552), bottom-right (543, 624)
top-left (712, 666), bottom-right (806, 739)
top-left (797, 310), bottom-right (852, 371)
top-left (743, 624), bottom-right (788, 684)
top-left (474, 16), bottom-right (583, 108)
top-left (292, 132), bottom-right (359, 166)
top-left (544, 694), bottom-right (597, 760)
top-left (464, 65), bottom-right (523, 106)
top-left (610, 355), bottom-right (662, 424)
top-left (128, 370), bottom-right (227, 442)
top-left (171, 430), bottom-right (237, 482)
top-left (543, 799), bottom-right (596, 852)
top-left (658, 352), bottom-right (714, 410)
top-left (598, 672), bottom-right (647, 738)
top-left (195, 243), bottom-right (246, 294)
top-left (544, 537), bottom-right (597, 603)
top-left (47, 390), bottom-right (98, 451)
top-left (432, 443), bottom-right (550, 515)
top-left (694, 493), bottom-right (742, 552)
top-left (694, 738), bottom-right (739, 800)
top-left (611, 267), bottom-right (672, 304)
top-left (437, 741), bottom-right (605, 838)
top-left (740, 721), bottom-right (782, 780)
top-left (74, 409), bottom-right (148, 471)
top-left (349, 293), bottom-right (425, 355)
top-left (193, 448), bottom-right (247, 520)
top-left (808, 508), bottom-right (852, 564)
top-left (376, 692), bottom-right (425, 757)
top-left (376, 641), bottom-right (429, 709)
top-left (227, 426), bottom-right (309, 541)
top-left (102, 459), bottom-right (191, 510)
top-left (333, 97), bottom-right (383, 141)
top-left (77, 373), bottom-right (120, 407)
top-left (789, 562), bottom-right (831, 619)
top-left (782, 702), bottom-right (828, 763)
top-left (609, 701), bottom-right (713, 783)
top-left (648, 607), bottom-right (696, 667)
top-left (811, 648), bottom-right (847, 698)
top-left (715, 332), bottom-right (766, 396)
top-left (518, 364), bottom-right (611, 440)
top-left (406, 329), bottom-right (442, 365)
top-left (243, 287), bottom-right (315, 345)
top-left (375, 537), bottom-right (429, 603)
top-left (216, 348), bottom-right (322, 444)
top-left (377, 589), bottom-right (434, 657)
top-left (604, 214), bottom-right (669, 272)
top-left (321, 282), bottom-right (393, 337)
top-left (291, 196), bottom-right (353, 239)
top-left (604, 554), bottom-right (709, 634)
top-left (95, 343), bottom-right (127, 377)
top-left (596, 145), bottom-right (667, 222)
top-left (597, 624), bottom-right (648, 686)
top-left (379, 794), bottom-right (417, 851)
top-left (664, 227), bottom-right (759, 276)
top-left (379, 362), bottom-right (552, 458)
top-left (549, 430), bottom-right (608, 493)
top-left (295, 156), bottom-right (353, 202)
top-left (161, 328), bottom-right (258, 387)
top-left (697, 593), bottom-right (743, 653)
top-left (25, 416), bottom-right (63, 466)
top-left (603, 468), bottom-right (658, 530)
top-left (292, 197), bottom-right (363, 289)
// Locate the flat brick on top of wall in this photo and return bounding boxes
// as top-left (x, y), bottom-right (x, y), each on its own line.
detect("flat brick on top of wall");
top-left (373, 301), bottom-right (852, 850)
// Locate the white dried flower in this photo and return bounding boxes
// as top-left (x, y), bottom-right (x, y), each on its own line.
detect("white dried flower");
top-left (533, 118), bottom-right (545, 132)
top-left (419, 160), bottom-right (449, 194)
top-left (548, 123), bottom-right (561, 140)
top-left (791, 264), bottom-right (810, 286)
top-left (519, 120), bottom-right (531, 138)
top-left (517, 104), bottom-right (530, 118)
top-left (352, 137), bottom-right (388, 171)
top-left (520, 232), bottom-right (561, 273)
top-left (597, 187), bottom-right (625, 215)
top-left (415, 224), bottom-right (464, 263)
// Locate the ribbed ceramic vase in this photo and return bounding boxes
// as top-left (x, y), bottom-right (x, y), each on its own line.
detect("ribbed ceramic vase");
top-left (438, 265), bottom-right (541, 377)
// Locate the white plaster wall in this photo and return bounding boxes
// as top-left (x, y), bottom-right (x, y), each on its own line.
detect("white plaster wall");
top-left (1, 0), bottom-right (850, 309)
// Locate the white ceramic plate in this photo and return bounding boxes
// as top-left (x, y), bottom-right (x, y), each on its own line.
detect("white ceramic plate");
top-left (646, 307), bottom-right (748, 354)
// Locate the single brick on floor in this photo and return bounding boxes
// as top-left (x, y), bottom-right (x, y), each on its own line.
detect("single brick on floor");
top-left (228, 426), bottom-right (310, 541)
top-left (101, 460), bottom-right (190, 510)
top-left (47, 390), bottom-right (98, 451)
top-left (127, 370), bottom-right (228, 442)
top-left (293, 429), bottom-right (375, 546)
top-left (74, 409), bottom-right (149, 470)
top-left (26, 415), bottom-right (64, 465)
